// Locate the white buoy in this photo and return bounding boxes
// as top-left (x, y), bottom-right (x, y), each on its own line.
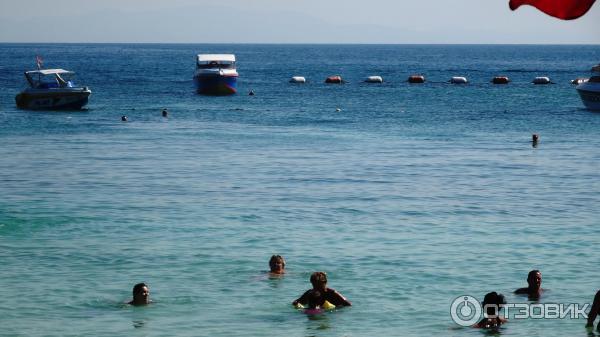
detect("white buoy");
top-left (365, 76), bottom-right (383, 83)
top-left (290, 76), bottom-right (306, 83)
top-left (450, 76), bottom-right (468, 84)
top-left (532, 76), bottom-right (551, 85)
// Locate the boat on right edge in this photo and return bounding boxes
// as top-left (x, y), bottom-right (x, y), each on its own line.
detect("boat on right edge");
top-left (576, 64), bottom-right (600, 111)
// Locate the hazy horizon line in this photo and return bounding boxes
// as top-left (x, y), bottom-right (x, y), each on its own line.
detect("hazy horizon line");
top-left (1, 41), bottom-right (599, 46)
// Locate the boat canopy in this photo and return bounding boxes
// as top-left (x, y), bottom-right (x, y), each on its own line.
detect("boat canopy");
top-left (196, 54), bottom-right (235, 69)
top-left (23, 68), bottom-right (76, 88)
top-left (197, 54), bottom-right (235, 64)
top-left (25, 69), bottom-right (74, 76)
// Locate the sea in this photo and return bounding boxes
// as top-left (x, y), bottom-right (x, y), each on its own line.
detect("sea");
top-left (1, 44), bottom-right (600, 337)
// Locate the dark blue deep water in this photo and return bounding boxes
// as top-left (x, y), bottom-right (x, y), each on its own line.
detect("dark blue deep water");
top-left (1, 44), bottom-right (600, 337)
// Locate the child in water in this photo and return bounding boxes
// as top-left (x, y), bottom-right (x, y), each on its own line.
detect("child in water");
top-left (292, 271), bottom-right (351, 310)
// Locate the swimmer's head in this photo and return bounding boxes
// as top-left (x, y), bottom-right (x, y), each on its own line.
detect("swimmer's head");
top-left (527, 270), bottom-right (542, 289)
top-left (310, 271), bottom-right (328, 290)
top-left (131, 282), bottom-right (150, 305)
top-left (482, 292), bottom-right (506, 317)
top-left (269, 255), bottom-right (286, 274)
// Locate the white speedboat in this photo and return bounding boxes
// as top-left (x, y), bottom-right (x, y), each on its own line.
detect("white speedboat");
top-left (15, 69), bottom-right (91, 110)
top-left (193, 54), bottom-right (238, 95)
top-left (576, 64), bottom-right (600, 111)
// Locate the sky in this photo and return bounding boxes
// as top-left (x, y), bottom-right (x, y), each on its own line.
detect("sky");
top-left (0, 0), bottom-right (598, 44)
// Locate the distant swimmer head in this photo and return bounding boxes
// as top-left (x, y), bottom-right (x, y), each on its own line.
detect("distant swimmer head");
top-left (310, 271), bottom-right (328, 291)
top-left (269, 255), bottom-right (286, 274)
top-left (532, 134), bottom-right (539, 148)
top-left (162, 109), bottom-right (168, 117)
top-left (121, 115), bottom-right (128, 122)
top-left (527, 270), bottom-right (542, 290)
top-left (130, 282), bottom-right (150, 306)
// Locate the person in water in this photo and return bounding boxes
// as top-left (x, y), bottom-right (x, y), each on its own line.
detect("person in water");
top-left (473, 292), bottom-right (507, 329)
top-left (514, 270), bottom-right (544, 299)
top-left (269, 255), bottom-right (286, 275)
top-left (128, 282), bottom-right (151, 306)
top-left (586, 290), bottom-right (600, 330)
top-left (305, 289), bottom-right (325, 309)
top-left (292, 271), bottom-right (351, 308)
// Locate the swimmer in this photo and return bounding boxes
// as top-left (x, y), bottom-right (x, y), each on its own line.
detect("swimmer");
top-left (298, 289), bottom-right (332, 314)
top-left (249, 90), bottom-right (255, 96)
top-left (162, 108), bottom-right (168, 117)
top-left (292, 271), bottom-right (351, 308)
top-left (586, 290), bottom-right (600, 330)
top-left (473, 292), bottom-right (507, 329)
top-left (269, 255), bottom-right (286, 275)
top-left (306, 289), bottom-right (324, 309)
top-left (121, 115), bottom-right (128, 122)
top-left (532, 133), bottom-right (539, 147)
top-left (128, 282), bottom-right (151, 306)
top-left (514, 270), bottom-right (544, 299)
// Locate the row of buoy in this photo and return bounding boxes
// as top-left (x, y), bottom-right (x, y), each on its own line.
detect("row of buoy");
top-left (289, 75), bottom-right (564, 85)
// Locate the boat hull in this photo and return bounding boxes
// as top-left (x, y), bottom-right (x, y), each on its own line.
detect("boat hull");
top-left (576, 82), bottom-right (600, 111)
top-left (194, 74), bottom-right (237, 95)
top-left (15, 88), bottom-right (91, 110)
top-left (577, 89), bottom-right (600, 111)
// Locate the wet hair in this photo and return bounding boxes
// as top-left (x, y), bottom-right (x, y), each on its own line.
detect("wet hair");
top-left (132, 282), bottom-right (148, 296)
top-left (310, 272), bottom-right (328, 288)
top-left (269, 255), bottom-right (285, 270)
top-left (527, 270), bottom-right (541, 285)
top-left (482, 292), bottom-right (506, 316)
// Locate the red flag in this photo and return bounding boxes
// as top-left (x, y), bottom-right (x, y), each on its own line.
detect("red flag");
top-left (509, 0), bottom-right (596, 20)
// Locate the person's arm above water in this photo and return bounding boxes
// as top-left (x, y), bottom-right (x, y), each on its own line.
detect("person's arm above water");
top-left (325, 288), bottom-right (352, 306)
top-left (587, 291), bottom-right (600, 327)
top-left (292, 290), bottom-right (311, 307)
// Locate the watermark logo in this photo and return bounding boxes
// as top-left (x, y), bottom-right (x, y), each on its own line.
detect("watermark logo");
top-left (450, 295), bottom-right (591, 326)
top-left (450, 295), bottom-right (482, 327)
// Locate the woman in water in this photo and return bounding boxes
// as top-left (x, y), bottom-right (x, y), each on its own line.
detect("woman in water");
top-left (269, 255), bottom-right (286, 275)
top-left (473, 292), bottom-right (507, 329)
top-left (292, 271), bottom-right (351, 308)
top-left (128, 282), bottom-right (151, 306)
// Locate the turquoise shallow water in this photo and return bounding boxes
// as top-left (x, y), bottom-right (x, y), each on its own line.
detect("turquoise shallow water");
top-left (1, 44), bottom-right (600, 336)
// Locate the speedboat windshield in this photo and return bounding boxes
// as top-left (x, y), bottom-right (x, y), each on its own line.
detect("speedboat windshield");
top-left (197, 61), bottom-right (235, 69)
